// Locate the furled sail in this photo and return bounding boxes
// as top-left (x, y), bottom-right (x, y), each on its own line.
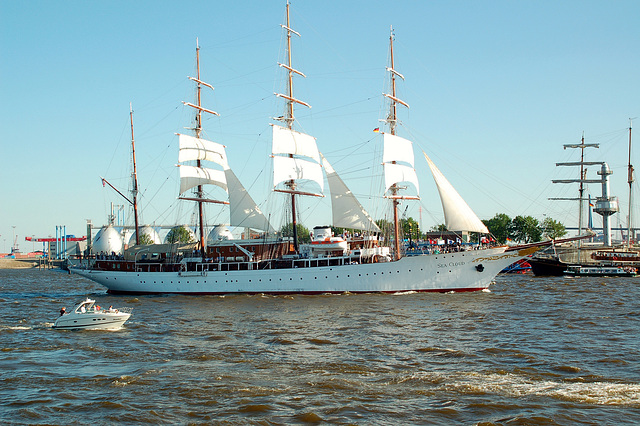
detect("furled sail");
top-left (423, 152), bottom-right (489, 234)
top-left (178, 165), bottom-right (227, 195)
top-left (178, 133), bottom-right (228, 168)
top-left (271, 124), bottom-right (323, 195)
top-left (225, 168), bottom-right (275, 233)
top-left (321, 154), bottom-right (381, 232)
top-left (382, 133), bottom-right (419, 198)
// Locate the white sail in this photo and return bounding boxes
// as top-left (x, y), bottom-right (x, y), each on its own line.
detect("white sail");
top-left (225, 168), bottom-right (275, 233)
top-left (179, 165), bottom-right (227, 194)
top-left (273, 155), bottom-right (324, 193)
top-left (177, 134), bottom-right (228, 168)
top-left (383, 133), bottom-right (414, 166)
top-left (271, 124), bottom-right (320, 163)
top-left (321, 154), bottom-right (381, 232)
top-left (383, 162), bottom-right (419, 195)
top-left (423, 152), bottom-right (489, 234)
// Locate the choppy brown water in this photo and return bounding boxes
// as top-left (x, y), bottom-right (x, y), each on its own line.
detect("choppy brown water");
top-left (1, 269), bottom-right (639, 424)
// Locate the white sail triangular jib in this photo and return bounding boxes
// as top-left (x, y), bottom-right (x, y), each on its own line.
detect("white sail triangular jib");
top-left (423, 152), bottom-right (489, 234)
top-left (322, 154), bottom-right (381, 232)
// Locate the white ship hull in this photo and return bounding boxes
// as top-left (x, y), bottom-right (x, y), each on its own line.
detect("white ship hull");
top-left (71, 247), bottom-right (529, 295)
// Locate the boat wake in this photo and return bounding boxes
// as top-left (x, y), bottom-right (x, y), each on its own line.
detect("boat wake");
top-left (397, 371), bottom-right (640, 406)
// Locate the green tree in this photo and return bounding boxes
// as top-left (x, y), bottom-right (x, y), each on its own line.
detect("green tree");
top-left (166, 226), bottom-right (195, 244)
top-left (331, 226), bottom-right (345, 236)
top-left (509, 215), bottom-right (542, 243)
top-left (400, 217), bottom-right (420, 240)
top-left (541, 217), bottom-right (567, 239)
top-left (482, 213), bottom-right (511, 244)
top-left (138, 233), bottom-right (155, 245)
top-left (280, 223), bottom-right (311, 243)
top-left (429, 224), bottom-right (448, 232)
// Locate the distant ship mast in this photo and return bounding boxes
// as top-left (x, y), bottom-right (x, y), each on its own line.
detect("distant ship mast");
top-left (552, 134), bottom-right (619, 246)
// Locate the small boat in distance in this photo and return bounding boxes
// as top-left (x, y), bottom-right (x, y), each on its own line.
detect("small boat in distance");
top-left (565, 265), bottom-right (638, 277)
top-left (53, 298), bottom-right (132, 330)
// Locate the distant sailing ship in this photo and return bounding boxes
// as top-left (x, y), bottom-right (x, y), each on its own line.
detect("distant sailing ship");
top-left (71, 3), bottom-right (546, 294)
top-left (530, 121), bottom-right (639, 276)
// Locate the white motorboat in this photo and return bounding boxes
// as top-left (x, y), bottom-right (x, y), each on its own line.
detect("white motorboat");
top-left (53, 298), bottom-right (132, 330)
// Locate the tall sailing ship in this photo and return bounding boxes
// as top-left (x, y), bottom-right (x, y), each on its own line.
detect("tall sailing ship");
top-left (71, 4), bottom-right (543, 294)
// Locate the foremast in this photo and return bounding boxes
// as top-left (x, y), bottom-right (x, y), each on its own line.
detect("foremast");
top-left (273, 1), bottom-right (315, 254)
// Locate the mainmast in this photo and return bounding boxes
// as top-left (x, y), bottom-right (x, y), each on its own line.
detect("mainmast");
top-left (274, 1), bottom-right (312, 254)
top-left (130, 103), bottom-right (140, 245)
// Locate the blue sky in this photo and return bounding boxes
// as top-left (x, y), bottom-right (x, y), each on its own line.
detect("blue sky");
top-left (1, 1), bottom-right (639, 251)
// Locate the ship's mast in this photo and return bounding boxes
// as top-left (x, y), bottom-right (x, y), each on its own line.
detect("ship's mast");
top-left (275, 1), bottom-right (311, 254)
top-left (382, 27), bottom-right (412, 261)
top-left (389, 29), bottom-right (400, 260)
top-left (195, 41), bottom-right (206, 261)
top-left (627, 118), bottom-right (634, 248)
top-left (130, 103), bottom-right (140, 245)
top-left (578, 133), bottom-right (586, 237)
top-left (180, 39), bottom-right (220, 262)
top-left (551, 135), bottom-right (602, 245)
top-left (285, 2), bottom-right (298, 253)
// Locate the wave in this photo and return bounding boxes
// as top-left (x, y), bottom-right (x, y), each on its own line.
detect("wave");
top-left (397, 371), bottom-right (640, 406)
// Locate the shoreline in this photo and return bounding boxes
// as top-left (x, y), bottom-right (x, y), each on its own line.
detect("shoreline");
top-left (0, 259), bottom-right (40, 269)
